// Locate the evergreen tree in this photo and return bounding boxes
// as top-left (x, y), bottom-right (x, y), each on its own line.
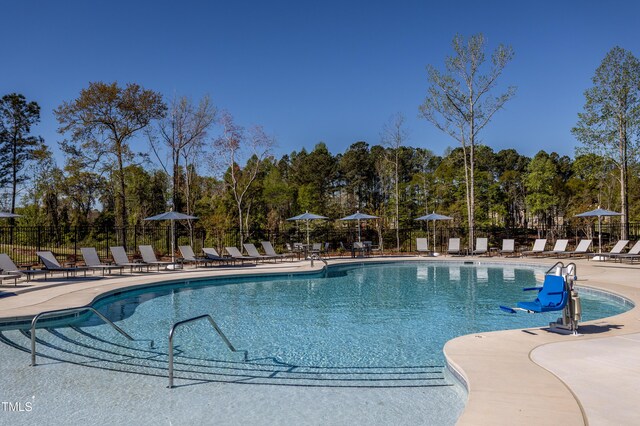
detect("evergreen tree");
top-left (0, 93), bottom-right (49, 215)
top-left (572, 46), bottom-right (640, 238)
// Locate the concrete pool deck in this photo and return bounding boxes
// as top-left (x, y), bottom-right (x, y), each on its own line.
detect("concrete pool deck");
top-left (1, 255), bottom-right (639, 425)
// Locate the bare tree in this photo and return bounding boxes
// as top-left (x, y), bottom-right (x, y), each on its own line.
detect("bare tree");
top-left (149, 95), bottom-right (216, 212)
top-left (381, 113), bottom-right (409, 252)
top-left (212, 112), bottom-right (274, 243)
top-left (419, 34), bottom-right (515, 251)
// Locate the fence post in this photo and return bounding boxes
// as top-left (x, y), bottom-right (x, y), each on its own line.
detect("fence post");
top-left (74, 227), bottom-right (78, 260)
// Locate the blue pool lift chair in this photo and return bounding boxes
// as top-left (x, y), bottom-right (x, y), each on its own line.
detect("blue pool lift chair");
top-left (516, 274), bottom-right (569, 313)
top-left (501, 263), bottom-right (581, 335)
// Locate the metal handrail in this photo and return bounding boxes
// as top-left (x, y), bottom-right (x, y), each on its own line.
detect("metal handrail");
top-left (545, 261), bottom-right (564, 275)
top-left (310, 255), bottom-right (329, 269)
top-left (168, 314), bottom-right (244, 388)
top-left (30, 306), bottom-right (154, 366)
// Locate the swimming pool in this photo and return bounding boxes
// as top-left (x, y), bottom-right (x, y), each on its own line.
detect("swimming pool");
top-left (0, 262), bottom-right (631, 425)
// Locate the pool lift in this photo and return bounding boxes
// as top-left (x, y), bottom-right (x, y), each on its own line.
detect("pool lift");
top-left (500, 262), bottom-right (582, 335)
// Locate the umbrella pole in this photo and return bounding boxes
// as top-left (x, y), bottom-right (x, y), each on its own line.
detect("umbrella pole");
top-left (306, 219), bottom-right (310, 246)
top-left (358, 218), bottom-right (361, 242)
top-left (598, 215), bottom-right (602, 254)
top-left (433, 220), bottom-right (436, 255)
top-left (171, 218), bottom-right (175, 264)
top-left (426, 220), bottom-right (430, 253)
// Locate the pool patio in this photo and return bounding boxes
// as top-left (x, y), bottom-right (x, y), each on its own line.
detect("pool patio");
top-left (1, 256), bottom-right (639, 425)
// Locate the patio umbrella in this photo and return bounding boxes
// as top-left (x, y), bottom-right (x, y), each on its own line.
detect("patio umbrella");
top-left (286, 211), bottom-right (328, 246)
top-left (0, 212), bottom-right (21, 218)
top-left (575, 207), bottom-right (622, 254)
top-left (339, 211), bottom-right (379, 242)
top-left (144, 210), bottom-right (198, 264)
top-left (415, 212), bottom-right (453, 254)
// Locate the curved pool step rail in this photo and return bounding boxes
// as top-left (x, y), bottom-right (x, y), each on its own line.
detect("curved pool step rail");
top-left (0, 327), bottom-right (452, 388)
top-left (30, 306), bottom-right (154, 366)
top-left (168, 314), bottom-right (248, 388)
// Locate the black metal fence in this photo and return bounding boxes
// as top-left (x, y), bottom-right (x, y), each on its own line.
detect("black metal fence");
top-left (1, 222), bottom-right (638, 266)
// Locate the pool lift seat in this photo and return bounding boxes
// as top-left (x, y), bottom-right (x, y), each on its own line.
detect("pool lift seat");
top-left (502, 262), bottom-right (582, 335)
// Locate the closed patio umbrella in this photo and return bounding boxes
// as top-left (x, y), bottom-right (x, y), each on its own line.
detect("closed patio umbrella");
top-left (339, 211), bottom-right (379, 242)
top-left (144, 210), bottom-right (198, 264)
top-left (286, 211), bottom-right (328, 246)
top-left (575, 207), bottom-right (622, 254)
top-left (415, 212), bottom-right (453, 255)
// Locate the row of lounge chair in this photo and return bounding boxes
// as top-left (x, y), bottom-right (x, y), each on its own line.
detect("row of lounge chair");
top-left (0, 242), bottom-right (296, 286)
top-left (418, 236), bottom-right (640, 261)
top-left (417, 237), bottom-right (596, 258)
top-left (586, 240), bottom-right (640, 262)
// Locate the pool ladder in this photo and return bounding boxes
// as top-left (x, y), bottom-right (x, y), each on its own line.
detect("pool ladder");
top-left (168, 314), bottom-right (247, 388)
top-left (546, 261), bottom-right (577, 281)
top-left (29, 306), bottom-right (154, 366)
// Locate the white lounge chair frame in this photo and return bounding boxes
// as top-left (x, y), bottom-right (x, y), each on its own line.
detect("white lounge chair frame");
top-left (81, 247), bottom-right (124, 275)
top-left (472, 238), bottom-right (488, 256)
top-left (416, 238), bottom-right (429, 256)
top-left (36, 251), bottom-right (87, 278)
top-left (522, 239), bottom-right (547, 257)
top-left (110, 246), bottom-right (149, 273)
top-left (499, 239), bottom-right (515, 256)
top-left (447, 238), bottom-right (461, 255)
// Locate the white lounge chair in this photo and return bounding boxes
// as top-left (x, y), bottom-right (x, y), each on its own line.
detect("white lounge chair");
top-left (587, 240), bottom-right (629, 261)
top-left (261, 241), bottom-right (295, 262)
top-left (472, 237), bottom-right (488, 256)
top-left (499, 239), bottom-right (515, 256)
top-left (447, 238), bottom-right (461, 256)
top-left (609, 241), bottom-right (640, 263)
top-left (542, 239), bottom-right (569, 257)
top-left (81, 247), bottom-right (124, 275)
top-left (225, 246), bottom-right (259, 263)
top-left (560, 239), bottom-right (592, 258)
top-left (179, 245), bottom-right (218, 268)
top-left (110, 246), bottom-right (149, 273)
top-left (202, 247), bottom-right (233, 265)
top-left (139, 245), bottom-right (173, 271)
top-left (36, 251), bottom-right (87, 278)
top-left (521, 239), bottom-right (547, 257)
top-left (243, 243), bottom-right (277, 262)
top-left (0, 253), bottom-right (49, 282)
top-left (416, 238), bottom-right (429, 256)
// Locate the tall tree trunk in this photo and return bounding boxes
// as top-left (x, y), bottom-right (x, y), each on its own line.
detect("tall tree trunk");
top-left (461, 140), bottom-right (472, 252)
top-left (172, 157), bottom-right (180, 211)
top-left (620, 118), bottom-right (629, 239)
top-left (116, 145), bottom-right (128, 248)
top-left (469, 142), bottom-right (475, 252)
top-left (395, 151), bottom-right (400, 251)
top-left (11, 136), bottom-right (18, 215)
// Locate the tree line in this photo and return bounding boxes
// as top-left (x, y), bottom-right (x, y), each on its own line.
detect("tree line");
top-left (1, 36), bottom-right (639, 250)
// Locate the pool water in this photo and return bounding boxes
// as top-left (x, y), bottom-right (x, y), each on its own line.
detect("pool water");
top-left (89, 262), bottom-right (627, 369)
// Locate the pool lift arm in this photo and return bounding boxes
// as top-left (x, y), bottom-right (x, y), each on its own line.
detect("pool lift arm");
top-left (500, 262), bottom-right (582, 335)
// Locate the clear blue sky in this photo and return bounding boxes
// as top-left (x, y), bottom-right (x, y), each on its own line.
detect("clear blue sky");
top-left (2, 0), bottom-right (639, 162)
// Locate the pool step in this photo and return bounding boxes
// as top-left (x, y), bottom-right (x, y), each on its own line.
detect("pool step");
top-left (0, 328), bottom-right (453, 388)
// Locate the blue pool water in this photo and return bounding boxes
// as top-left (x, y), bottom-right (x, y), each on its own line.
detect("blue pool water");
top-left (86, 262), bottom-right (628, 369)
